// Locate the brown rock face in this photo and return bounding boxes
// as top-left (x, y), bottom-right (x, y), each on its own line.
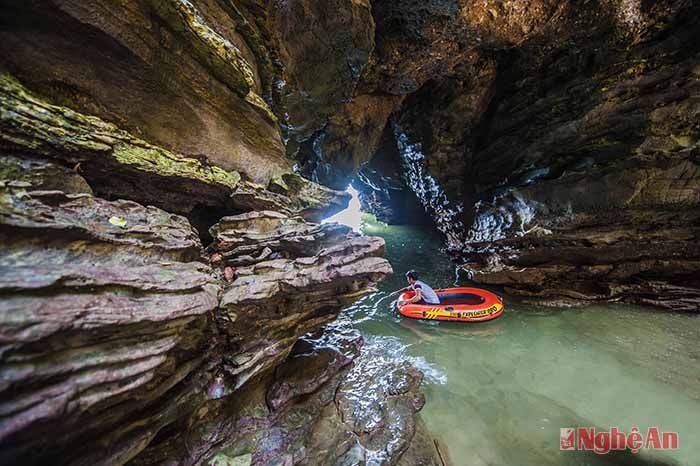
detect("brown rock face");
top-left (0, 0), bottom-right (289, 185)
top-left (2, 0), bottom-right (697, 311)
top-left (0, 178), bottom-right (219, 465)
top-left (383, 1), bottom-right (700, 309)
top-left (0, 157), bottom-right (393, 465)
top-left (0, 1), bottom-right (460, 464)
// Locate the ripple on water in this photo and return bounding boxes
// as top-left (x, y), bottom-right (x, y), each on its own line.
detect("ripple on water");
top-left (333, 214), bottom-right (700, 466)
top-left (362, 334), bottom-right (448, 385)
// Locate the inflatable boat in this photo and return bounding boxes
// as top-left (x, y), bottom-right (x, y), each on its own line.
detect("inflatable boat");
top-left (397, 287), bottom-right (504, 322)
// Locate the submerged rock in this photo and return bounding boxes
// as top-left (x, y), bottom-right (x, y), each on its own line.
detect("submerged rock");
top-left (159, 325), bottom-right (444, 466)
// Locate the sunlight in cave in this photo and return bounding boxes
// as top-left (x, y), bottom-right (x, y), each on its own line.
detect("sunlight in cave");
top-left (323, 185), bottom-right (363, 232)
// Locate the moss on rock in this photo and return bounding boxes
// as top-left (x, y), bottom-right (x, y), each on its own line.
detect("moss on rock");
top-left (0, 72), bottom-right (241, 213)
top-left (147, 0), bottom-right (275, 122)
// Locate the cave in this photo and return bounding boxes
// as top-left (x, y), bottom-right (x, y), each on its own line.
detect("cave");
top-left (0, 1), bottom-right (698, 465)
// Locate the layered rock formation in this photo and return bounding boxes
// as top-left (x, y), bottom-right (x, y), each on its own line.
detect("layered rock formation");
top-left (0, 2), bottom-right (451, 463)
top-left (2, 0), bottom-right (699, 464)
top-left (0, 0), bottom-right (287, 185)
top-left (0, 181), bottom-right (219, 464)
top-left (0, 158), bottom-right (397, 464)
top-left (281, 0), bottom-right (700, 310)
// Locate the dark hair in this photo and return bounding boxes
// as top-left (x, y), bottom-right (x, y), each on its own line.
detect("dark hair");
top-left (405, 270), bottom-right (418, 280)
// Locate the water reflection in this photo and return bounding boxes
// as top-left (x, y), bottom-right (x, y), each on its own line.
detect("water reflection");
top-left (338, 213), bottom-right (700, 466)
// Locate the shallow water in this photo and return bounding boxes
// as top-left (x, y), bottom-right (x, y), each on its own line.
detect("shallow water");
top-left (336, 213), bottom-right (700, 466)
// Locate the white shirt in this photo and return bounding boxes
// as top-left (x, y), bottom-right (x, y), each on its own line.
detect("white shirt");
top-left (413, 280), bottom-right (440, 304)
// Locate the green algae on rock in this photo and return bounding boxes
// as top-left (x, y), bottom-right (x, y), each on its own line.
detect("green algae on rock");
top-left (0, 72), bottom-right (241, 215)
top-left (146, 0), bottom-right (276, 123)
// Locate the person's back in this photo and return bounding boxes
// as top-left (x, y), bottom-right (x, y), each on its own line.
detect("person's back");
top-left (413, 279), bottom-right (440, 304)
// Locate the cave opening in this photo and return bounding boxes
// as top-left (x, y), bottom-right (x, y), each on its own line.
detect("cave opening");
top-left (345, 122), bottom-right (433, 228)
top-left (322, 185), bottom-right (364, 231)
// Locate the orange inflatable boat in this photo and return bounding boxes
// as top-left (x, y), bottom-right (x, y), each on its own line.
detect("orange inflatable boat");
top-left (397, 287), bottom-right (504, 322)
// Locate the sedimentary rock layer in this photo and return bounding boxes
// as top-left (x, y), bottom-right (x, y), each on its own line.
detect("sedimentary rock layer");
top-left (0, 179), bottom-right (219, 465)
top-left (0, 0), bottom-right (289, 185)
top-left (0, 157), bottom-right (394, 464)
top-left (208, 209), bottom-right (392, 392)
top-left (354, 0), bottom-right (700, 309)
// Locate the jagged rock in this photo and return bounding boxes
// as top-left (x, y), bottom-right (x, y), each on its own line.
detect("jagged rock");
top-left (211, 210), bottom-right (392, 390)
top-left (265, 328), bottom-right (362, 413)
top-left (135, 325), bottom-right (441, 466)
top-left (231, 174), bottom-right (351, 222)
top-left (0, 72), bottom-right (351, 239)
top-left (353, 126), bottom-right (431, 225)
top-left (9, 1), bottom-right (697, 465)
top-left (0, 178), bottom-right (219, 465)
top-left (0, 158), bottom-right (398, 465)
top-left (211, 210), bottom-right (355, 259)
top-left (319, 345), bottom-right (427, 465)
top-left (269, 0), bottom-right (383, 189)
top-left (0, 2), bottom-right (441, 465)
top-left (464, 208), bottom-right (700, 310)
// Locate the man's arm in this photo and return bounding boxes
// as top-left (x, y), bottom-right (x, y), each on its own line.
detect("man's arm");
top-left (389, 285), bottom-right (412, 296)
top-left (404, 288), bottom-right (422, 304)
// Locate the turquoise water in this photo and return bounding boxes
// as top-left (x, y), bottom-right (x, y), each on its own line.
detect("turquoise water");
top-left (336, 214), bottom-right (700, 466)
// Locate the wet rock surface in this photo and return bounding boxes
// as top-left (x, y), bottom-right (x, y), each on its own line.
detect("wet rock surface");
top-left (209, 210), bottom-right (392, 392)
top-left (2, 0), bottom-right (698, 465)
top-left (168, 325), bottom-right (444, 466)
top-left (0, 156), bottom-right (396, 465)
top-left (353, 127), bottom-right (431, 225)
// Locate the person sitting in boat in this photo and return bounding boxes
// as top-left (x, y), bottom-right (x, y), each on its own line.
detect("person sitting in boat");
top-left (393, 270), bottom-right (440, 306)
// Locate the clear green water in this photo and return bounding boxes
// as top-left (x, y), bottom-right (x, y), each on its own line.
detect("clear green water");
top-left (337, 214), bottom-right (700, 466)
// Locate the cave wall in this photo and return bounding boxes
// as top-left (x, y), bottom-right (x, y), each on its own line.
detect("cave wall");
top-left (1, 0), bottom-right (699, 464)
top-left (0, 1), bottom-right (450, 464)
top-left (276, 0), bottom-right (700, 309)
top-left (383, 0), bottom-right (700, 309)
top-left (312, 0), bottom-right (698, 310)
